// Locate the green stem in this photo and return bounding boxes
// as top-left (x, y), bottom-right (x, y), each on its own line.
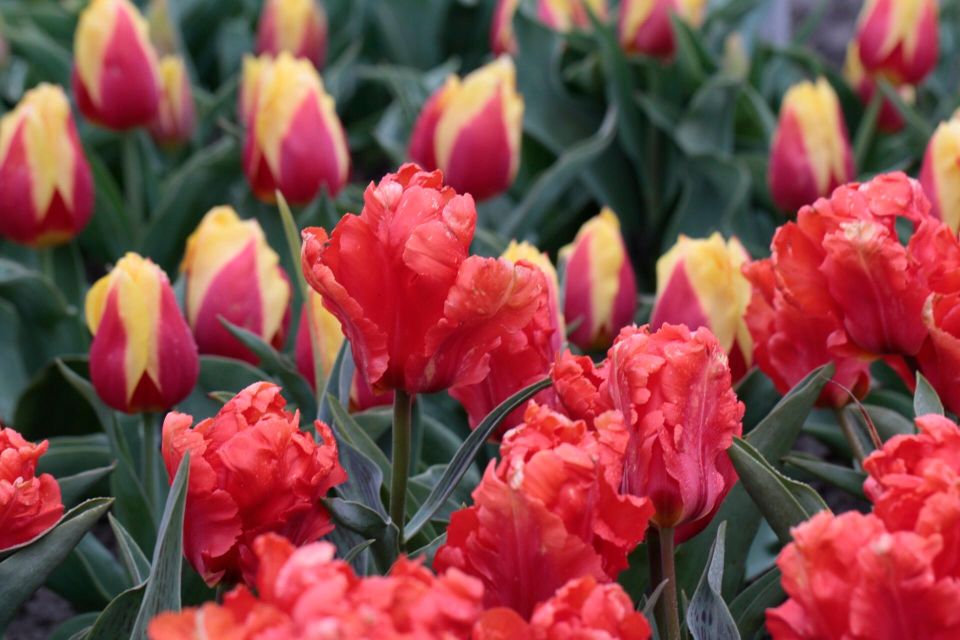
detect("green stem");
top-left (658, 526), bottom-right (681, 640)
top-left (391, 390), bottom-right (413, 543)
top-left (123, 133), bottom-right (143, 227)
top-left (836, 408), bottom-right (868, 464)
top-left (142, 412), bottom-right (161, 516)
top-left (647, 525), bottom-right (665, 630)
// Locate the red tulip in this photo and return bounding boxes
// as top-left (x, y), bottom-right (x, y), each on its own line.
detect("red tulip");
top-left (844, 43), bottom-right (913, 134)
top-left (255, 0), bottom-right (328, 68)
top-left (856, 0), bottom-right (939, 85)
top-left (618, 0), bottom-right (706, 59)
top-left (301, 164), bottom-right (545, 395)
top-left (161, 382), bottom-right (346, 586)
top-left (0, 427), bottom-right (63, 551)
top-left (918, 293), bottom-right (960, 416)
top-left (537, 0), bottom-right (607, 32)
top-left (550, 350), bottom-right (612, 425)
top-left (148, 55), bottom-right (195, 146)
top-left (0, 84), bottom-right (94, 247)
top-left (920, 114), bottom-right (960, 232)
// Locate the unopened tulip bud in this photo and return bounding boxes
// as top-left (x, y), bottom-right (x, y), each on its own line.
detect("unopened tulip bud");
top-left (409, 56), bottom-right (523, 201)
top-left (85, 253), bottom-right (199, 413)
top-left (920, 115), bottom-right (960, 233)
top-left (844, 43), bottom-right (913, 134)
top-left (768, 78), bottom-right (855, 214)
top-left (501, 240), bottom-right (564, 352)
top-left (241, 53), bottom-right (350, 204)
top-left (181, 207), bottom-right (291, 363)
top-left (537, 0), bottom-right (607, 32)
top-left (148, 56), bottom-right (195, 146)
top-left (619, 0), bottom-right (706, 59)
top-left (491, 0), bottom-right (520, 55)
top-left (560, 208), bottom-right (637, 351)
top-left (73, 0), bottom-right (161, 130)
top-left (856, 0), bottom-right (938, 85)
top-left (256, 0), bottom-right (328, 68)
top-left (0, 84), bottom-right (94, 247)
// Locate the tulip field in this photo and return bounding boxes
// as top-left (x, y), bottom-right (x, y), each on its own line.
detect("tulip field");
top-left (5, 0), bottom-right (960, 638)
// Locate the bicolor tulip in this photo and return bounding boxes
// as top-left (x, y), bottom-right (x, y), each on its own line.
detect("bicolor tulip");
top-left (856, 0), bottom-right (939, 85)
top-left (301, 164), bottom-right (545, 395)
top-left (161, 383), bottom-right (347, 586)
top-left (537, 0), bottom-right (607, 32)
top-left (606, 324), bottom-right (744, 542)
top-left (619, 0), bottom-right (707, 59)
top-left (491, 0), bottom-right (520, 55)
top-left (241, 52), bottom-right (349, 204)
top-left (0, 427), bottom-right (63, 551)
top-left (920, 115), bottom-right (960, 232)
top-left (559, 208), bottom-right (637, 352)
top-left (255, 0), bottom-right (328, 69)
top-left (501, 240), bottom-right (565, 351)
top-left (0, 84), bottom-right (94, 247)
top-left (148, 55), bottom-right (195, 146)
top-left (844, 43), bottom-right (912, 134)
top-left (768, 78), bottom-right (855, 214)
top-left (73, 0), bottom-right (161, 130)
top-left (146, 0), bottom-right (179, 57)
top-left (180, 206), bottom-right (291, 363)
top-left (85, 253), bottom-right (199, 413)
top-left (650, 233), bottom-right (752, 380)
top-left (408, 56), bottom-right (523, 201)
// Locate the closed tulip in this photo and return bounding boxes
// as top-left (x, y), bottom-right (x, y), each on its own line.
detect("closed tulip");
top-left (0, 427), bottom-right (63, 551)
top-left (537, 0), bottom-right (607, 32)
top-left (85, 253), bottom-right (199, 413)
top-left (920, 115), bottom-right (960, 232)
top-left (242, 52), bottom-right (349, 204)
top-left (255, 0), bottom-right (328, 68)
top-left (856, 0), bottom-right (939, 85)
top-left (73, 0), bottom-right (161, 130)
top-left (619, 0), bottom-right (707, 59)
top-left (148, 56), bottom-right (195, 146)
top-left (844, 43), bottom-right (912, 134)
top-left (491, 0), bottom-right (520, 55)
top-left (560, 208), bottom-right (637, 352)
top-left (408, 56), bottom-right (523, 201)
top-left (768, 78), bottom-right (855, 214)
top-left (180, 206), bottom-right (291, 363)
top-left (650, 233), bottom-right (752, 380)
top-left (0, 84), bottom-right (94, 247)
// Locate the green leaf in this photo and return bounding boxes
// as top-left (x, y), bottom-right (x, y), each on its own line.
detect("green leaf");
top-left (324, 497), bottom-right (399, 573)
top-left (49, 613), bottom-right (100, 640)
top-left (686, 522), bottom-right (739, 640)
top-left (58, 464), bottom-right (117, 507)
top-left (404, 377), bottom-right (552, 543)
top-left (80, 152), bottom-right (136, 263)
top-left (0, 299), bottom-right (27, 422)
top-left (914, 372), bottom-right (945, 417)
top-left (327, 394), bottom-right (392, 480)
top-left (38, 435), bottom-right (112, 479)
top-left (862, 403), bottom-right (915, 440)
top-left (83, 584), bottom-right (146, 640)
top-left (0, 497), bottom-right (113, 631)
top-left (784, 453), bottom-right (866, 498)
top-left (676, 76), bottom-right (742, 157)
top-left (14, 358), bottom-right (102, 439)
top-left (0, 256), bottom-right (70, 322)
top-left (729, 567), bottom-right (785, 640)
top-left (109, 513), bottom-right (151, 586)
top-left (47, 534), bottom-right (129, 610)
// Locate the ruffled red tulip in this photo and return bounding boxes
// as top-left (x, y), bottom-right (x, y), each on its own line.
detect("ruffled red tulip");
top-left (550, 349), bottom-right (612, 425)
top-left (606, 324), bottom-right (743, 542)
top-left (180, 206), bottom-right (291, 363)
top-left (148, 55), bottom-right (195, 146)
top-left (72, 0), bottom-right (161, 130)
top-left (619, 0), bottom-right (706, 59)
top-left (918, 293), bottom-right (960, 415)
top-left (255, 0), bottom-right (327, 68)
top-left (85, 253), bottom-right (199, 413)
top-left (0, 84), bottom-right (93, 247)
top-left (650, 233), bottom-right (752, 380)
top-left (491, 0), bottom-right (520, 55)
top-left (301, 164), bottom-right (545, 395)
top-left (844, 43), bottom-right (913, 134)
top-left (408, 57), bottom-right (523, 201)
top-left (241, 52), bottom-right (349, 204)
top-left (161, 383), bottom-right (346, 586)
top-left (856, 0), bottom-right (939, 85)
top-left (537, 0), bottom-right (607, 31)
top-left (920, 115), bottom-right (960, 232)
top-left (560, 208), bottom-right (637, 352)
top-left (0, 427), bottom-right (63, 551)
top-left (768, 78), bottom-right (855, 214)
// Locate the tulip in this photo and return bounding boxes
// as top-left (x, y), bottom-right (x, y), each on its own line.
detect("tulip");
top-left (768, 78), bottom-right (855, 214)
top-left (856, 0), bottom-right (939, 85)
top-left (918, 292), bottom-right (960, 416)
top-left (920, 116), bottom-right (960, 232)
top-left (501, 240), bottom-right (564, 351)
top-left (491, 0), bottom-right (520, 55)
top-left (650, 233), bottom-right (752, 380)
top-left (0, 427), bottom-right (63, 551)
top-left (0, 84), bottom-right (94, 247)
top-left (619, 0), bottom-right (707, 59)
top-left (301, 164), bottom-right (545, 395)
top-left (255, 0), bottom-right (328, 68)
top-left (148, 56), bottom-right (195, 146)
top-left (559, 208), bottom-right (637, 352)
top-left (537, 0), bottom-right (607, 32)
top-left (85, 253), bottom-right (199, 413)
top-left (180, 206), bottom-right (291, 363)
top-left (161, 383), bottom-right (347, 586)
top-left (73, 0), bottom-right (161, 130)
top-left (844, 43), bottom-right (913, 134)
top-left (408, 56), bottom-right (523, 201)
top-left (242, 52), bottom-right (349, 204)
top-left (146, 0), bottom-right (179, 57)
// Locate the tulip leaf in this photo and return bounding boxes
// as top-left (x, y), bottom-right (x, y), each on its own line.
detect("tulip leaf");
top-left (57, 463), bottom-right (116, 508)
top-left (129, 452), bottom-right (191, 639)
top-left (0, 497), bottom-right (113, 632)
top-left (729, 566), bottom-right (785, 640)
top-left (38, 434), bottom-right (112, 479)
top-left (728, 437), bottom-right (828, 544)
top-left (318, 342), bottom-right (352, 425)
top-left (83, 585), bottom-right (147, 640)
top-left (861, 403), bottom-right (916, 440)
top-left (47, 533), bottom-right (129, 610)
top-left (324, 497), bottom-right (399, 573)
top-left (784, 453), bottom-right (867, 498)
top-left (342, 539), bottom-right (375, 565)
top-left (403, 376), bottom-right (552, 544)
top-left (0, 257), bottom-right (70, 323)
top-left (108, 513), bottom-right (151, 586)
top-left (914, 372), bottom-right (944, 418)
top-left (0, 300), bottom-right (27, 422)
top-left (327, 394), bottom-right (392, 479)
top-left (48, 613), bottom-right (100, 640)
top-left (686, 522), bottom-right (739, 640)
top-left (14, 358), bottom-right (103, 439)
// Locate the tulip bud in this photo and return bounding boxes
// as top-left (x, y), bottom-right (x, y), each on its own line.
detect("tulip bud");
top-left (85, 253), bottom-right (199, 413)
top-left (73, 0), bottom-right (161, 130)
top-left (238, 55), bottom-right (268, 129)
top-left (148, 56), bottom-right (195, 146)
top-left (242, 53), bottom-right (350, 204)
top-left (256, 0), bottom-right (328, 68)
top-left (650, 233), bottom-right (752, 380)
top-left (619, 0), bottom-right (706, 59)
top-left (856, 0), bottom-right (938, 85)
top-left (181, 207), bottom-right (291, 363)
top-left (491, 0), bottom-right (520, 55)
top-left (0, 427), bottom-right (63, 551)
top-left (768, 78), bottom-right (855, 214)
top-left (408, 56), bottom-right (523, 201)
top-left (559, 208), bottom-right (637, 351)
top-left (0, 84), bottom-right (94, 247)
top-left (920, 116), bottom-right (960, 233)
top-left (843, 43), bottom-right (913, 134)
top-left (537, 0), bottom-right (607, 32)
top-left (501, 240), bottom-right (564, 351)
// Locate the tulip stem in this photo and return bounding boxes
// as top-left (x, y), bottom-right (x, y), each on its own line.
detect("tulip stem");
top-left (836, 408), bottom-right (868, 464)
top-left (657, 526), bottom-right (682, 640)
top-left (390, 390), bottom-right (413, 543)
top-left (141, 412), bottom-right (163, 517)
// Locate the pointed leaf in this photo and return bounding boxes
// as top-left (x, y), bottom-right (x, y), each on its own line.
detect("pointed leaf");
top-left (108, 513), bottom-right (151, 586)
top-left (784, 453), bottom-right (866, 498)
top-left (914, 372), bottom-right (944, 417)
top-left (729, 566), bottom-right (785, 639)
top-left (686, 522), bottom-right (739, 640)
top-left (84, 584), bottom-right (146, 640)
top-left (323, 497), bottom-right (399, 572)
top-left (58, 463), bottom-right (116, 507)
